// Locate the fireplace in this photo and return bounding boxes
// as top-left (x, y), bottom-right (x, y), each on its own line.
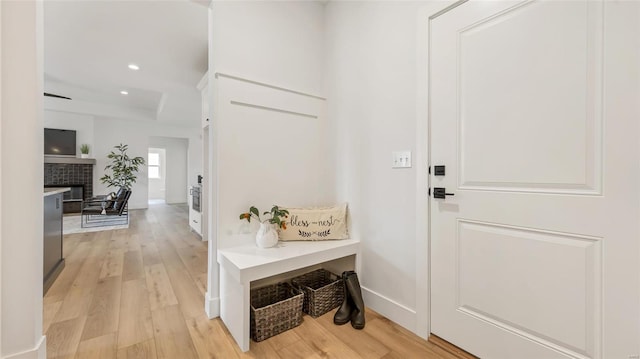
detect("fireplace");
top-left (44, 158), bottom-right (95, 214)
top-left (66, 185), bottom-right (83, 202)
top-left (45, 184), bottom-right (84, 213)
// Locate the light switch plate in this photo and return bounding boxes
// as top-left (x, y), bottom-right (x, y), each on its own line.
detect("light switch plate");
top-left (392, 151), bottom-right (411, 168)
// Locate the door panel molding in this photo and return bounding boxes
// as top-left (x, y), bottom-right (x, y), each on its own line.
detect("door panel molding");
top-left (455, 219), bottom-right (601, 358)
top-left (457, 306), bottom-right (592, 359)
top-left (455, 0), bottom-right (604, 195)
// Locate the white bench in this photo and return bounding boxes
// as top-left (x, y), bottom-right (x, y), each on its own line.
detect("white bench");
top-left (218, 239), bottom-right (360, 352)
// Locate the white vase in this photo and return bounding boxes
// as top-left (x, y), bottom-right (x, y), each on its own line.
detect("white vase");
top-left (256, 222), bottom-right (278, 248)
top-left (81, 154), bottom-right (89, 159)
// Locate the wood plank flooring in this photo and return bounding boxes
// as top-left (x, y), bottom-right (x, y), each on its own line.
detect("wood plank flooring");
top-left (45, 203), bottom-right (466, 358)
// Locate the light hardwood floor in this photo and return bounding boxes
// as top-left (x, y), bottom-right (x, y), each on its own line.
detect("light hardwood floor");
top-left (44, 203), bottom-right (467, 359)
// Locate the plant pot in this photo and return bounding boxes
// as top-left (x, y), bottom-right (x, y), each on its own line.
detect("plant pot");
top-left (256, 222), bottom-right (278, 248)
top-left (81, 154), bottom-right (89, 159)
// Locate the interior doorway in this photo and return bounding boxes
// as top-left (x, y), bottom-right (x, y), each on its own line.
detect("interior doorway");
top-left (148, 136), bottom-right (189, 206)
top-left (148, 147), bottom-right (166, 204)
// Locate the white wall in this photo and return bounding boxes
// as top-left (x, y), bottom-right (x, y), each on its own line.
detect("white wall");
top-left (147, 147), bottom-right (166, 200)
top-left (325, 1), bottom-right (433, 335)
top-left (43, 111), bottom-right (94, 156)
top-left (207, 2), bottom-right (431, 334)
top-left (209, 1), bottom-right (329, 237)
top-left (214, 77), bottom-right (331, 249)
top-left (93, 118), bottom-right (201, 209)
top-left (211, 0), bottom-right (325, 95)
top-left (149, 137), bottom-right (189, 204)
top-left (206, 0), bottom-right (329, 317)
top-left (0, 1), bottom-right (46, 358)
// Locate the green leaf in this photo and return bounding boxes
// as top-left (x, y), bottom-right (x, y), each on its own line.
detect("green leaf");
top-left (100, 143), bottom-right (144, 189)
top-left (250, 206), bottom-right (259, 217)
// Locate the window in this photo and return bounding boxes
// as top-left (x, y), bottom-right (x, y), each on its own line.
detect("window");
top-left (148, 152), bottom-right (160, 179)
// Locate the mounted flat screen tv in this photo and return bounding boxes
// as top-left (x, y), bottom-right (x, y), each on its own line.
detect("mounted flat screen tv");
top-left (44, 128), bottom-right (76, 156)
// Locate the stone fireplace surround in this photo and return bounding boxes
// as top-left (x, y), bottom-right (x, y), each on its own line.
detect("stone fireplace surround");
top-left (44, 157), bottom-right (96, 213)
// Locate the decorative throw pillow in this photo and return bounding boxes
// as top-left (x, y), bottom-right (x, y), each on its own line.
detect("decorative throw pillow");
top-left (112, 190), bottom-right (128, 211)
top-left (279, 203), bottom-right (349, 241)
top-left (100, 192), bottom-right (117, 213)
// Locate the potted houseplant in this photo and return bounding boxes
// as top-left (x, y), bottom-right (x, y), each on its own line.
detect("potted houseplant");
top-left (239, 205), bottom-right (289, 248)
top-left (100, 143), bottom-right (145, 190)
top-left (80, 144), bottom-right (90, 158)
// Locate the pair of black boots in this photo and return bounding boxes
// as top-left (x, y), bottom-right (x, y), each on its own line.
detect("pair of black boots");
top-left (333, 271), bottom-right (365, 329)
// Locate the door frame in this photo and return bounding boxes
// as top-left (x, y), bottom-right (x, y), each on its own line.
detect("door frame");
top-left (420, 2), bottom-right (640, 356)
top-left (415, 0), bottom-right (465, 339)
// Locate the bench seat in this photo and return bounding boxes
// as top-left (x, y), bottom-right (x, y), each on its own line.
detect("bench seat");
top-left (217, 238), bottom-right (360, 351)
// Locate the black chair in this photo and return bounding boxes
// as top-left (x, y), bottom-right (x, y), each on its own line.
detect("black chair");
top-left (90, 187), bottom-right (125, 202)
top-left (81, 189), bottom-right (131, 228)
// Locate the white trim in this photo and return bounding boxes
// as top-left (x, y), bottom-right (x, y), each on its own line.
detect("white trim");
top-left (2, 336), bottom-right (46, 359)
top-left (213, 73), bottom-right (326, 101)
top-left (197, 70), bottom-right (208, 92)
top-left (415, 0), bottom-right (462, 340)
top-left (362, 286), bottom-right (417, 333)
top-left (204, 292), bottom-right (220, 319)
top-left (0, 0), bottom-right (3, 349)
top-left (206, 3), bottom-right (220, 309)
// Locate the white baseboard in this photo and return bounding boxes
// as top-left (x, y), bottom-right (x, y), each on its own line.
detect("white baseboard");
top-left (2, 336), bottom-right (46, 359)
top-left (205, 292), bottom-right (220, 319)
top-left (361, 286), bottom-right (417, 334)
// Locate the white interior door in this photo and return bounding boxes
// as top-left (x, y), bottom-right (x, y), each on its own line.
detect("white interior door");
top-left (429, 1), bottom-right (640, 358)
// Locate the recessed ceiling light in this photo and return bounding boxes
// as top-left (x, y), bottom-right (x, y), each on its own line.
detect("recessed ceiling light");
top-left (120, 90), bottom-right (129, 95)
top-left (128, 64), bottom-right (140, 71)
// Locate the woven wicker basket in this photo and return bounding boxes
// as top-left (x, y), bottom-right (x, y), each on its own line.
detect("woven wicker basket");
top-left (250, 283), bottom-right (304, 342)
top-left (291, 269), bottom-right (344, 318)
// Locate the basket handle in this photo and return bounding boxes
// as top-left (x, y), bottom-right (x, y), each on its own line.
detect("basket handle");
top-left (288, 283), bottom-right (301, 295)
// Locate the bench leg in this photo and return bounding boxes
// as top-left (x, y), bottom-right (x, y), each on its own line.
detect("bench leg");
top-left (220, 267), bottom-right (251, 352)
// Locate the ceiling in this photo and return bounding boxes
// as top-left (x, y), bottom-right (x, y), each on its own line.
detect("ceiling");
top-left (44, 0), bottom-right (208, 126)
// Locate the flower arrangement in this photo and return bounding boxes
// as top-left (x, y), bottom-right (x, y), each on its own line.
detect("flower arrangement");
top-left (239, 205), bottom-right (289, 229)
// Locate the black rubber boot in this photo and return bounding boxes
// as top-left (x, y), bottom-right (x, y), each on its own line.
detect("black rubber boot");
top-left (345, 271), bottom-right (365, 329)
top-left (333, 271), bottom-right (354, 325)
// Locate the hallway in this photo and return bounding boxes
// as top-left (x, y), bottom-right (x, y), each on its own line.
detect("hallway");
top-left (43, 203), bottom-right (465, 358)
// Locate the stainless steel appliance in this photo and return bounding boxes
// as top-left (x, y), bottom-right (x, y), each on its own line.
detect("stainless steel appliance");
top-left (191, 185), bottom-right (201, 213)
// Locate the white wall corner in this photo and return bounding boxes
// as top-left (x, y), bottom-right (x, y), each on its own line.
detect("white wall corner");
top-left (1, 1), bottom-right (45, 357)
top-left (205, 292), bottom-right (220, 319)
top-left (2, 336), bottom-right (46, 359)
top-left (361, 286), bottom-right (417, 334)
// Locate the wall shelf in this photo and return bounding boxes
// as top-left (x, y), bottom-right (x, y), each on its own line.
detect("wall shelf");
top-left (44, 156), bottom-right (96, 165)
